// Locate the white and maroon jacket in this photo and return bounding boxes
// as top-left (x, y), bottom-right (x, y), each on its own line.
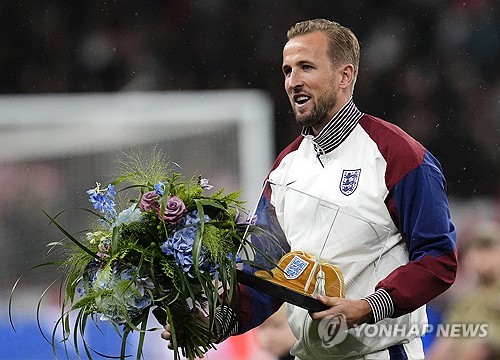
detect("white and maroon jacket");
top-left (233, 99), bottom-right (457, 359)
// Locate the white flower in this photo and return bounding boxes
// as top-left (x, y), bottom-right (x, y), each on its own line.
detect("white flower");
top-left (200, 178), bottom-right (213, 190)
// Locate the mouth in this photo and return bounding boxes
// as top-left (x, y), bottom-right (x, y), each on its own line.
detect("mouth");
top-left (294, 94), bottom-right (311, 106)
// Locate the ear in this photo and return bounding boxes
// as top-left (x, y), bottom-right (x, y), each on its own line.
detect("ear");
top-left (339, 64), bottom-right (354, 90)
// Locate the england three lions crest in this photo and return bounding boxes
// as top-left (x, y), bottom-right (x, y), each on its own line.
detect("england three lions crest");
top-left (284, 255), bottom-right (309, 280)
top-left (340, 169), bottom-right (361, 196)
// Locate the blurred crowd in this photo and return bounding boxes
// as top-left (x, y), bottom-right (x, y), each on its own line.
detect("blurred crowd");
top-left (426, 220), bottom-right (500, 359)
top-left (1, 0), bottom-right (499, 198)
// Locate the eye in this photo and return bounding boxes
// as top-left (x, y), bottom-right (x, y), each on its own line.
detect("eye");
top-left (282, 66), bottom-right (291, 77)
top-left (302, 64), bottom-right (314, 71)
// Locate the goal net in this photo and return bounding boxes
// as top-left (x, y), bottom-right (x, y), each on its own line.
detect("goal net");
top-left (0, 90), bottom-right (274, 359)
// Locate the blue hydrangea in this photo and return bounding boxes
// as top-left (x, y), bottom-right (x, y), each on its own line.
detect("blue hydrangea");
top-left (184, 210), bottom-right (210, 225)
top-left (112, 204), bottom-right (142, 227)
top-left (161, 226), bottom-right (196, 272)
top-left (92, 266), bottom-right (153, 324)
top-left (160, 210), bottom-right (212, 276)
top-left (76, 261), bottom-right (100, 296)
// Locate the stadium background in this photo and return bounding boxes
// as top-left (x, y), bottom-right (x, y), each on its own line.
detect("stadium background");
top-left (0, 1), bottom-right (499, 359)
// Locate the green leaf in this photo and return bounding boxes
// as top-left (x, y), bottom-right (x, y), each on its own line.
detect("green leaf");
top-left (9, 261), bottom-right (61, 332)
top-left (42, 209), bottom-right (98, 259)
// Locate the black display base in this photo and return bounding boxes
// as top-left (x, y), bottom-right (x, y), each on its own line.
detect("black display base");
top-left (236, 269), bottom-right (329, 312)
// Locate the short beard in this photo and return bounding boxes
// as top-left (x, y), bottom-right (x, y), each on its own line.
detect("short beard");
top-left (294, 91), bottom-right (337, 128)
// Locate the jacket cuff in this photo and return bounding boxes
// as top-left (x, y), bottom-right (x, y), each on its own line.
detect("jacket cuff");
top-left (363, 288), bottom-right (394, 323)
top-left (213, 304), bottom-right (239, 343)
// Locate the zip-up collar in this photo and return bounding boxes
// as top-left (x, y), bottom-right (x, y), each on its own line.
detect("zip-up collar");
top-left (301, 98), bottom-right (364, 158)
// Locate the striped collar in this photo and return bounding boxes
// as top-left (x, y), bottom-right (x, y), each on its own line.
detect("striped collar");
top-left (301, 98), bottom-right (363, 155)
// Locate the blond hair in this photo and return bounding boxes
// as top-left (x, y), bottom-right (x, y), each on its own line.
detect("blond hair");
top-left (287, 19), bottom-right (360, 90)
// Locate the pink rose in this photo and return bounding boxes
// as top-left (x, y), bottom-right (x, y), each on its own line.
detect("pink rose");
top-left (139, 191), bottom-right (160, 212)
top-left (158, 195), bottom-right (187, 224)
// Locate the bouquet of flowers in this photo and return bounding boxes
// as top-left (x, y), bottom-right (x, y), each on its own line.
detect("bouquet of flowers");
top-left (10, 151), bottom-right (260, 360)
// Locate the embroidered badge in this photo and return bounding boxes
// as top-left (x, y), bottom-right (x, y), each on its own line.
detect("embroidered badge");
top-left (340, 169), bottom-right (361, 196)
top-left (284, 255), bottom-right (309, 280)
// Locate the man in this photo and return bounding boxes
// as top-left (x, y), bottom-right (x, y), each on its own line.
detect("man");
top-left (163, 19), bottom-right (457, 359)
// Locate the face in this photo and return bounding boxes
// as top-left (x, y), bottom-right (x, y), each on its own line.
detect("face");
top-left (465, 245), bottom-right (500, 286)
top-left (282, 31), bottom-right (344, 134)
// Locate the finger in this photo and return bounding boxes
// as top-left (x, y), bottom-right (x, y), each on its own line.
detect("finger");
top-left (163, 324), bottom-right (171, 331)
top-left (160, 330), bottom-right (171, 341)
top-left (161, 331), bottom-right (176, 350)
top-left (310, 296), bottom-right (340, 320)
top-left (317, 295), bottom-right (341, 306)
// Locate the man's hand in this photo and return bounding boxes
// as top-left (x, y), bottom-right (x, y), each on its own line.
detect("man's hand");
top-left (160, 308), bottom-right (221, 350)
top-left (160, 323), bottom-right (177, 350)
top-left (309, 295), bottom-right (373, 328)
